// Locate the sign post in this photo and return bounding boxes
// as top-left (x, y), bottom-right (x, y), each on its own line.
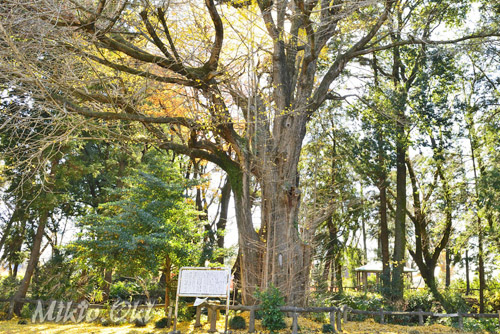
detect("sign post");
top-left (171, 267), bottom-right (231, 334)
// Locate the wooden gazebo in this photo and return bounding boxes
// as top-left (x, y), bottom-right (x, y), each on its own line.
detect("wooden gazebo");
top-left (354, 261), bottom-right (417, 291)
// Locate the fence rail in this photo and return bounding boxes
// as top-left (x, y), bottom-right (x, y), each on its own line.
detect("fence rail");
top-left (1, 297), bottom-right (500, 333)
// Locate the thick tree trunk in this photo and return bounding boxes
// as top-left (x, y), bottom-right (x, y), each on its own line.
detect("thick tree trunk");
top-left (9, 209), bottom-right (49, 318)
top-left (102, 268), bottom-right (113, 303)
top-left (323, 251), bottom-right (332, 291)
top-left (392, 110), bottom-right (406, 300)
top-left (418, 264), bottom-right (452, 312)
top-left (261, 165), bottom-right (308, 305)
top-left (334, 254), bottom-right (343, 294)
top-left (377, 131), bottom-right (391, 297)
top-left (230, 165), bottom-right (263, 305)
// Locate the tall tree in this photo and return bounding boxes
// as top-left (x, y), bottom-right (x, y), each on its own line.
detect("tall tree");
top-left (1, 0), bottom-right (499, 304)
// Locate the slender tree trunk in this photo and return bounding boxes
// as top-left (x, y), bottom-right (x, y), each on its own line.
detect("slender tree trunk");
top-left (327, 219), bottom-right (342, 294)
top-left (216, 179), bottom-right (231, 264)
top-left (445, 248), bottom-right (451, 288)
top-left (478, 222), bottom-right (485, 313)
top-left (465, 249), bottom-right (470, 295)
top-left (9, 209), bottom-right (49, 318)
top-left (0, 207), bottom-right (19, 256)
top-left (164, 255), bottom-right (171, 315)
top-left (469, 126), bottom-right (485, 313)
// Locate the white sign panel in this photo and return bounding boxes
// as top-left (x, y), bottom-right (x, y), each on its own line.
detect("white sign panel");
top-left (178, 267), bottom-right (230, 297)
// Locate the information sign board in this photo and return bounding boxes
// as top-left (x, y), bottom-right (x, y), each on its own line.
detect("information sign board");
top-left (178, 268), bottom-right (230, 297)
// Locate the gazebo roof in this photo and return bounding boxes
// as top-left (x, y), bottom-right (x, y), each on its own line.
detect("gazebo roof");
top-left (354, 261), bottom-right (418, 273)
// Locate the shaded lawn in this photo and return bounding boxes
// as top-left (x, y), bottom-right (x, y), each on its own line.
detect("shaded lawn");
top-left (0, 316), bottom-right (482, 333)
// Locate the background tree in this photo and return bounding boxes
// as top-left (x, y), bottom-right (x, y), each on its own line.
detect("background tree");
top-left (1, 0), bottom-right (499, 305)
top-left (72, 150), bottom-right (203, 312)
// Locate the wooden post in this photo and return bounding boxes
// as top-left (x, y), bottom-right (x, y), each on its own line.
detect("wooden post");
top-left (329, 311), bottom-right (337, 333)
top-left (336, 310), bottom-right (342, 332)
top-left (194, 305), bottom-right (202, 328)
top-left (418, 309), bottom-right (423, 326)
top-left (458, 312), bottom-right (463, 330)
top-left (342, 305), bottom-right (348, 323)
top-left (379, 308), bottom-right (385, 324)
top-left (208, 305), bottom-right (217, 333)
top-left (248, 308), bottom-right (255, 333)
top-left (292, 312), bottom-right (298, 334)
top-left (167, 305), bottom-right (173, 328)
top-left (172, 285), bottom-right (180, 334)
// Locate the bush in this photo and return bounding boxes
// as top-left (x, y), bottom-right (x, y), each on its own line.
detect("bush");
top-left (404, 288), bottom-right (435, 312)
top-left (441, 290), bottom-right (470, 313)
top-left (155, 317), bottom-right (170, 328)
top-left (322, 324), bottom-right (334, 333)
top-left (20, 303), bottom-right (34, 319)
top-left (133, 317), bottom-right (148, 327)
top-left (109, 280), bottom-right (142, 300)
top-left (254, 284), bottom-right (286, 333)
top-left (229, 315), bottom-right (246, 329)
top-left (463, 318), bottom-right (500, 333)
top-left (177, 301), bottom-right (197, 322)
top-left (0, 276), bottom-right (20, 299)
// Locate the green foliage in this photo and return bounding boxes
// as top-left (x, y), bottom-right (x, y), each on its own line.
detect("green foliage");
top-left (404, 288), bottom-right (436, 312)
top-left (337, 292), bottom-right (387, 312)
top-left (133, 317), bottom-right (148, 327)
top-left (155, 317), bottom-right (169, 328)
top-left (439, 290), bottom-right (470, 313)
top-left (109, 280), bottom-right (142, 300)
top-left (322, 323), bottom-right (335, 333)
top-left (0, 276), bottom-right (20, 299)
top-left (31, 251), bottom-right (81, 301)
top-left (229, 315), bottom-right (246, 329)
top-left (462, 318), bottom-right (500, 334)
top-left (20, 304), bottom-right (34, 319)
top-left (177, 301), bottom-right (196, 322)
top-left (254, 284), bottom-right (286, 333)
top-left (70, 151), bottom-right (203, 277)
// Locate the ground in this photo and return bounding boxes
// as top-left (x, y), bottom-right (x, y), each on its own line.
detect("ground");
top-left (0, 314), bottom-right (482, 334)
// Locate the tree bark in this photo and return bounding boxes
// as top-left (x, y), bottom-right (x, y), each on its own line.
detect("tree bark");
top-left (445, 248), bottom-right (451, 288)
top-left (216, 179), bottom-right (231, 264)
top-left (102, 268), bottom-right (113, 303)
top-left (230, 164), bottom-right (262, 305)
top-left (392, 107), bottom-right (406, 300)
top-left (164, 255), bottom-right (171, 315)
top-left (377, 131), bottom-right (392, 297)
top-left (468, 120), bottom-right (485, 313)
top-left (465, 249), bottom-right (470, 295)
top-left (9, 209), bottom-right (49, 317)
